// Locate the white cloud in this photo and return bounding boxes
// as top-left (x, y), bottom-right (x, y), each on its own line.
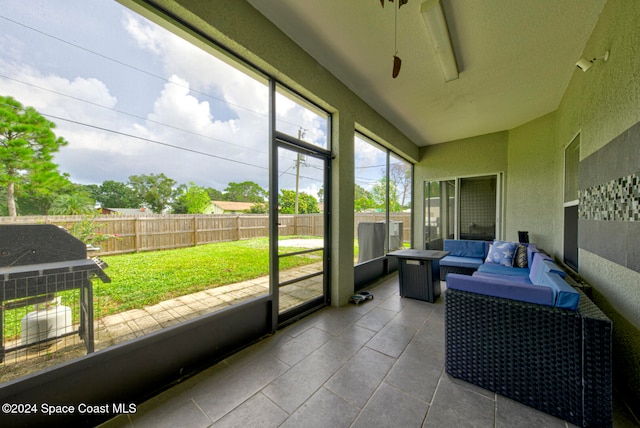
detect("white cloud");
top-left (123, 13), bottom-right (163, 55)
top-left (0, 59), bottom-right (118, 123)
top-left (0, 33), bottom-right (24, 63)
top-left (117, 75), bottom-right (271, 189)
top-left (147, 75), bottom-right (214, 132)
top-left (122, 11), bottom-right (269, 119)
top-left (355, 135), bottom-right (386, 166)
top-left (276, 94), bottom-right (327, 147)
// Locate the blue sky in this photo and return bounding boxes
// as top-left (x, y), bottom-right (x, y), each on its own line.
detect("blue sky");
top-left (0, 0), bottom-right (330, 197)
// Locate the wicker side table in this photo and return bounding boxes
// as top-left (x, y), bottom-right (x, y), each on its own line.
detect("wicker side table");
top-left (388, 249), bottom-right (449, 303)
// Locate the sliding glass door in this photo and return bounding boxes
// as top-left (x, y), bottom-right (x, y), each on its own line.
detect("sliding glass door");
top-left (425, 174), bottom-right (502, 249)
top-left (424, 179), bottom-right (454, 249)
top-left (459, 175), bottom-right (498, 240)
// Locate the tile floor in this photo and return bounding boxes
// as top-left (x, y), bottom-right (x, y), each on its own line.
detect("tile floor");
top-left (101, 274), bottom-right (638, 428)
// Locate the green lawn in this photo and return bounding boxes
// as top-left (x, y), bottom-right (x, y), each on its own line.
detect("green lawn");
top-left (95, 237), bottom-right (320, 314)
top-left (3, 238), bottom-right (319, 340)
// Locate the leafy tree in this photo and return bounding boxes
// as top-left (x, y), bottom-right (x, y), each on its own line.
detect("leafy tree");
top-left (247, 202), bottom-right (268, 214)
top-left (371, 177), bottom-right (401, 212)
top-left (0, 186), bottom-right (7, 215)
top-left (354, 184), bottom-right (376, 212)
top-left (0, 95), bottom-right (69, 216)
top-left (425, 181), bottom-right (441, 198)
top-left (279, 189), bottom-right (319, 214)
top-left (9, 172), bottom-right (74, 215)
top-left (390, 163), bottom-right (411, 209)
top-left (206, 187), bottom-right (224, 201)
top-left (128, 173), bottom-right (176, 214)
top-left (170, 184), bottom-right (188, 214)
top-left (81, 184), bottom-right (100, 201)
top-left (48, 192), bottom-right (96, 215)
top-left (223, 181), bottom-right (266, 203)
top-left (370, 178), bottom-right (386, 209)
top-left (172, 182), bottom-right (211, 214)
top-left (184, 186), bottom-right (208, 214)
top-left (85, 180), bottom-right (140, 208)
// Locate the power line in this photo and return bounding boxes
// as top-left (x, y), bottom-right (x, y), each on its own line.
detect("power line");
top-left (355, 164), bottom-right (387, 169)
top-left (37, 110), bottom-right (270, 172)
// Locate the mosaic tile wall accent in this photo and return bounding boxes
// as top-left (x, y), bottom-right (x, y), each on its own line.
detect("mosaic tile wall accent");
top-left (578, 120), bottom-right (640, 273)
top-left (579, 172), bottom-right (640, 221)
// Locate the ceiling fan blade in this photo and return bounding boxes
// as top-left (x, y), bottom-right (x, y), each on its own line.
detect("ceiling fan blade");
top-left (393, 55), bottom-right (402, 78)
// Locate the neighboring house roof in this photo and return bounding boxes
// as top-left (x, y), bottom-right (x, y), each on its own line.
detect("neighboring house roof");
top-left (210, 201), bottom-right (256, 212)
top-left (102, 207), bottom-right (154, 215)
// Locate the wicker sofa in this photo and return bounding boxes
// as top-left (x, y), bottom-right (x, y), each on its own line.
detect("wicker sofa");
top-left (444, 279), bottom-right (612, 427)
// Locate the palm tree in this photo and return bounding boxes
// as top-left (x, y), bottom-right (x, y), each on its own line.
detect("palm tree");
top-left (48, 193), bottom-right (96, 215)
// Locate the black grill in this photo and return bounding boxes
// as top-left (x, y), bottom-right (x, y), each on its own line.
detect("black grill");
top-left (0, 224), bottom-right (111, 361)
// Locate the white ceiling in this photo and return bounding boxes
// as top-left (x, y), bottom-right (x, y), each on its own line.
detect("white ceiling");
top-left (247, 0), bottom-right (607, 146)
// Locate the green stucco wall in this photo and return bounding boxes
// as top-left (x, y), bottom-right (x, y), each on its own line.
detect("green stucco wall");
top-left (554, 0), bottom-right (640, 412)
top-left (506, 113), bottom-right (559, 251)
top-left (417, 132), bottom-right (509, 179)
top-left (413, 132), bottom-right (508, 244)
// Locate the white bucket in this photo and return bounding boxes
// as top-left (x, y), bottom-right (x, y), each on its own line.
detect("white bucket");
top-left (20, 305), bottom-right (73, 346)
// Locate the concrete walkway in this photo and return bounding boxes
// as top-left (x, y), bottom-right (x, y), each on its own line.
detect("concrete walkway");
top-left (96, 261), bottom-right (323, 348)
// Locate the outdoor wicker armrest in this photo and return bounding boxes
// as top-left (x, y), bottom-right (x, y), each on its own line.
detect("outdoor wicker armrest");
top-left (444, 287), bottom-right (612, 427)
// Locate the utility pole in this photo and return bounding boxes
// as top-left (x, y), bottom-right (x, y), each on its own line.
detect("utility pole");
top-left (295, 152), bottom-right (300, 215)
top-left (295, 127), bottom-right (307, 215)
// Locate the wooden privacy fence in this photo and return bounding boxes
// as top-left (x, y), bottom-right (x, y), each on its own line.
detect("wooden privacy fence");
top-left (0, 212), bottom-right (411, 256)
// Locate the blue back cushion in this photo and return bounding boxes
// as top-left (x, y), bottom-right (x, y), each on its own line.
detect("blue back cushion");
top-left (529, 253), bottom-right (566, 284)
top-left (444, 239), bottom-right (487, 258)
top-left (526, 244), bottom-right (538, 267)
top-left (538, 272), bottom-right (580, 310)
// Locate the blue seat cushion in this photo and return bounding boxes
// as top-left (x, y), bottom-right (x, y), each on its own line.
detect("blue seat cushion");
top-left (440, 255), bottom-right (484, 269)
top-left (477, 263), bottom-right (530, 277)
top-left (446, 273), bottom-right (554, 306)
top-left (472, 271), bottom-right (532, 284)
